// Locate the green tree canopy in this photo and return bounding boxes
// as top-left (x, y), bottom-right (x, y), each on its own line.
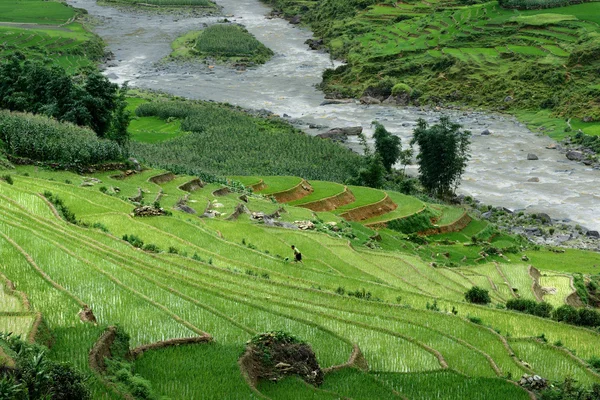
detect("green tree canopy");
top-left (372, 121), bottom-right (401, 172)
top-left (411, 116), bottom-right (471, 198)
top-left (0, 55), bottom-right (127, 139)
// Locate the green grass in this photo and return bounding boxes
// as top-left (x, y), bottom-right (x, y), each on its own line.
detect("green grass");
top-left (331, 186), bottom-right (386, 214)
top-left (361, 191), bottom-right (424, 225)
top-left (193, 24), bottom-right (273, 64)
top-left (288, 181), bottom-right (346, 206)
top-left (1, 168), bottom-right (600, 398)
top-left (510, 339), bottom-right (600, 385)
top-left (129, 116), bottom-right (188, 143)
top-left (256, 176), bottom-right (303, 195)
top-left (375, 371), bottom-right (531, 400)
top-left (0, 0), bottom-right (75, 24)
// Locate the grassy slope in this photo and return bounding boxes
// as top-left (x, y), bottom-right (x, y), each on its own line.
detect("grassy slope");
top-left (1, 167), bottom-right (600, 398)
top-left (0, 0), bottom-right (104, 72)
top-left (264, 0), bottom-right (600, 139)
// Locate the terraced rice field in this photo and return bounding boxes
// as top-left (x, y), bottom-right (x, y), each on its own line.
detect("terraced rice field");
top-left (0, 167), bottom-right (599, 398)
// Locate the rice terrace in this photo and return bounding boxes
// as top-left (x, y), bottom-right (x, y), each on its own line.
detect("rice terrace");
top-left (1, 0), bottom-right (600, 399)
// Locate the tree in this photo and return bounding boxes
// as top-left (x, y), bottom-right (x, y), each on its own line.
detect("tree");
top-left (465, 286), bottom-right (491, 305)
top-left (411, 116), bottom-right (471, 199)
top-left (0, 56), bottom-right (127, 140)
top-left (372, 121), bottom-right (401, 172)
top-left (107, 82), bottom-right (131, 146)
top-left (349, 132), bottom-right (386, 188)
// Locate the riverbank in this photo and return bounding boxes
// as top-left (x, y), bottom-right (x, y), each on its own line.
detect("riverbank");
top-left (262, 0), bottom-right (600, 147)
top-left (65, 0), bottom-right (600, 232)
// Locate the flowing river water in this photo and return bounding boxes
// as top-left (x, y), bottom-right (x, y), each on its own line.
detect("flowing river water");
top-left (68, 0), bottom-right (600, 231)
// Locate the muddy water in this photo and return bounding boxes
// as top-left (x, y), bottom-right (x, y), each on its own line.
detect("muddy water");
top-left (68, 0), bottom-right (599, 230)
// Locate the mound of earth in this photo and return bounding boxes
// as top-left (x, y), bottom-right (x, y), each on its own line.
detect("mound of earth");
top-left (240, 331), bottom-right (323, 386)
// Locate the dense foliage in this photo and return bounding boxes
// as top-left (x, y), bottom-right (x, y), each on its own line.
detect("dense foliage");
top-left (553, 305), bottom-right (600, 328)
top-left (372, 121), bottom-right (401, 172)
top-left (0, 334), bottom-right (90, 400)
top-left (411, 117), bottom-right (471, 199)
top-left (102, 327), bottom-right (162, 400)
top-left (195, 24), bottom-right (274, 64)
top-left (0, 57), bottom-right (128, 138)
top-left (506, 298), bottom-right (553, 318)
top-left (499, 0), bottom-right (597, 9)
top-left (0, 111), bottom-right (123, 165)
top-left (465, 286), bottom-right (491, 305)
top-left (130, 100), bottom-right (361, 181)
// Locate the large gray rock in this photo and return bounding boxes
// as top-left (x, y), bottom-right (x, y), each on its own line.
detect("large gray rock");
top-left (359, 96), bottom-right (381, 105)
top-left (481, 129), bottom-right (492, 135)
top-left (317, 126), bottom-right (363, 141)
top-left (527, 153), bottom-right (539, 160)
top-left (535, 213), bottom-right (552, 224)
top-left (587, 230), bottom-right (600, 238)
top-left (566, 150), bottom-right (584, 161)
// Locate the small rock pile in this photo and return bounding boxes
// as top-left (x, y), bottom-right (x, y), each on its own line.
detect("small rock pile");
top-left (294, 220), bottom-right (315, 230)
top-left (519, 374), bottom-right (548, 390)
top-left (133, 206), bottom-right (166, 217)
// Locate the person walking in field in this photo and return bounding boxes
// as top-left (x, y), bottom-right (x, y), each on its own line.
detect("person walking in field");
top-left (291, 245), bottom-right (302, 263)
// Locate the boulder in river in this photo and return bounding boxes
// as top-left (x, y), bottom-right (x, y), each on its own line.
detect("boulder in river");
top-left (481, 129), bottom-right (492, 135)
top-left (527, 177), bottom-right (540, 182)
top-left (359, 96), bottom-right (381, 105)
top-left (566, 150), bottom-right (584, 161)
top-left (527, 153), bottom-right (539, 160)
top-left (317, 126), bottom-right (363, 141)
top-left (587, 230), bottom-right (600, 238)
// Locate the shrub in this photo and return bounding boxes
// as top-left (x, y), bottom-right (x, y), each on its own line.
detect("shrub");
top-left (507, 298), bottom-right (553, 318)
top-left (0, 111), bottom-right (123, 166)
top-left (391, 83), bottom-right (412, 96)
top-left (1, 174), bottom-right (13, 185)
top-left (122, 234), bottom-right (144, 248)
top-left (465, 286), bottom-right (491, 305)
top-left (553, 305), bottom-right (580, 325)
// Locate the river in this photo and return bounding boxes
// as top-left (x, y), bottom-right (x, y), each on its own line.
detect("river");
top-left (68, 0), bottom-right (600, 231)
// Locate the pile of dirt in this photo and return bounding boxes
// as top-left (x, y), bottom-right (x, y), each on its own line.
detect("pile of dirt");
top-left (240, 332), bottom-right (323, 387)
top-left (133, 205), bottom-right (166, 217)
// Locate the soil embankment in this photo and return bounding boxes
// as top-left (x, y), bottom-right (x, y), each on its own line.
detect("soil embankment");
top-left (340, 194), bottom-right (397, 222)
top-left (270, 180), bottom-right (313, 203)
top-left (299, 186), bottom-right (355, 212)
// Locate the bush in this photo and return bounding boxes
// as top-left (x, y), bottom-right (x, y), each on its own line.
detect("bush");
top-left (507, 298), bottom-right (553, 318)
top-left (391, 83), bottom-right (412, 96)
top-left (553, 305), bottom-right (580, 325)
top-left (0, 111), bottom-right (123, 166)
top-left (1, 174), bottom-right (13, 185)
top-left (465, 286), bottom-right (491, 305)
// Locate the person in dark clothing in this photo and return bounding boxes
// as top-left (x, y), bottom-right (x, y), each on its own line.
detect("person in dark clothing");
top-left (291, 245), bottom-right (302, 263)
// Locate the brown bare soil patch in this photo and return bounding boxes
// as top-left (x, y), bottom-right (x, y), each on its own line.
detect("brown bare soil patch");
top-left (300, 187), bottom-right (356, 212)
top-left (78, 305), bottom-right (97, 324)
top-left (271, 180), bottom-right (313, 203)
top-left (250, 179), bottom-right (267, 192)
top-left (212, 187), bottom-right (232, 197)
top-left (340, 194), bottom-right (397, 222)
top-left (89, 326), bottom-right (118, 373)
top-left (418, 212), bottom-right (472, 235)
top-left (148, 172), bottom-right (175, 184)
top-left (178, 178), bottom-right (205, 192)
top-left (528, 266), bottom-right (544, 302)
